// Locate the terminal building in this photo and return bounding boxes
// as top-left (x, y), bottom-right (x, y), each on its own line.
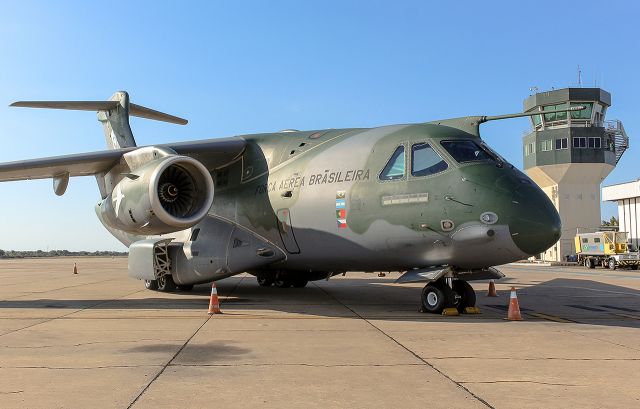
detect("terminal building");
top-left (521, 88), bottom-right (629, 261)
top-left (602, 179), bottom-right (640, 250)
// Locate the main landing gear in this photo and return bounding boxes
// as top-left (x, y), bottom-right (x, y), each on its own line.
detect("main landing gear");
top-left (420, 278), bottom-right (476, 314)
top-left (144, 275), bottom-right (194, 292)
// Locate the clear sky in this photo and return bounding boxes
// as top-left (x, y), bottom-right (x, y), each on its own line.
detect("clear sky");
top-left (0, 1), bottom-right (638, 251)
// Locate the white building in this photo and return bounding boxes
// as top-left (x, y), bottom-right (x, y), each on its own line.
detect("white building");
top-left (602, 179), bottom-right (640, 249)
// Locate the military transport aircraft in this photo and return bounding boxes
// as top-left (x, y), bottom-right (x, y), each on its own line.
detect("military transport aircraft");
top-left (0, 91), bottom-right (567, 313)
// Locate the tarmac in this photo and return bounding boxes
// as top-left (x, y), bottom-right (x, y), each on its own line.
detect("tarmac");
top-left (0, 257), bottom-right (639, 409)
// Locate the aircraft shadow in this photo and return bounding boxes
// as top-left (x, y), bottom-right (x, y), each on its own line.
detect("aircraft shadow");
top-left (2, 275), bottom-right (639, 329)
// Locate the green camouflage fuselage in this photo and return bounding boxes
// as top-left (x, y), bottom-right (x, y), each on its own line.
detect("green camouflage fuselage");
top-left (104, 121), bottom-right (560, 280)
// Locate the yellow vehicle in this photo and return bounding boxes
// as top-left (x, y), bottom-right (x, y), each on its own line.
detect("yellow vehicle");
top-left (575, 231), bottom-right (639, 270)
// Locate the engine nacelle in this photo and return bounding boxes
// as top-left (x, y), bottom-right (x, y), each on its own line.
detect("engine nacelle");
top-left (97, 154), bottom-right (214, 235)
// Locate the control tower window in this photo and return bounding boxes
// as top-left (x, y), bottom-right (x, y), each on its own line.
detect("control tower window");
top-left (570, 102), bottom-right (593, 120)
top-left (379, 145), bottom-right (405, 180)
top-left (588, 137), bottom-right (601, 148)
top-left (543, 103), bottom-right (568, 123)
top-left (411, 143), bottom-right (448, 177)
top-left (440, 140), bottom-right (495, 163)
top-left (573, 137), bottom-right (587, 148)
top-left (532, 113), bottom-right (543, 129)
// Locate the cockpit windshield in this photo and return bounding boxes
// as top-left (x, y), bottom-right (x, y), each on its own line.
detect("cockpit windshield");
top-left (440, 140), bottom-right (505, 167)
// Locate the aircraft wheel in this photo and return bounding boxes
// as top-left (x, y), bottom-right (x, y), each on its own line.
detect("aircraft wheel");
top-left (292, 280), bottom-right (308, 288)
top-left (257, 277), bottom-right (274, 287)
top-left (177, 284), bottom-right (194, 292)
top-left (157, 275), bottom-right (176, 292)
top-left (452, 280), bottom-right (476, 312)
top-left (420, 284), bottom-right (446, 314)
top-left (274, 279), bottom-right (291, 288)
top-left (144, 280), bottom-right (158, 291)
top-left (608, 259), bottom-right (617, 270)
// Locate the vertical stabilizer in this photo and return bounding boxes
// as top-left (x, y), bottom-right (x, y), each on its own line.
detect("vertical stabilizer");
top-left (97, 91), bottom-right (136, 149)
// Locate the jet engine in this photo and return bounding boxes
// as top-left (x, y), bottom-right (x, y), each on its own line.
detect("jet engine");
top-left (97, 155), bottom-right (214, 235)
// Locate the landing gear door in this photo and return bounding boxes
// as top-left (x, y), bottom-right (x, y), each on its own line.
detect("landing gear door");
top-left (276, 208), bottom-right (300, 254)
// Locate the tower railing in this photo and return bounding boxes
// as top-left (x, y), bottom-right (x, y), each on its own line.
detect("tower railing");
top-left (604, 120), bottom-right (629, 164)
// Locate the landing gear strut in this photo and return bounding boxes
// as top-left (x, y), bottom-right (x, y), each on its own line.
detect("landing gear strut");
top-left (420, 279), bottom-right (476, 314)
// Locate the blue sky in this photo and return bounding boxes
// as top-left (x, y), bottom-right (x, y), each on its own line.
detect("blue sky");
top-left (0, 1), bottom-right (637, 251)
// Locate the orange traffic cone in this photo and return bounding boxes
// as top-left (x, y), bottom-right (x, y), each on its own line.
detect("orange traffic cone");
top-left (207, 282), bottom-right (222, 315)
top-left (73, 263), bottom-right (78, 275)
top-left (507, 287), bottom-right (523, 321)
top-left (487, 280), bottom-right (497, 297)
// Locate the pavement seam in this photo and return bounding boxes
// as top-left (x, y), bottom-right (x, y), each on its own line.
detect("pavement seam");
top-left (171, 363), bottom-right (425, 368)
top-left (0, 288), bottom-right (146, 339)
top-left (224, 274), bottom-right (246, 300)
top-left (312, 282), bottom-right (495, 409)
top-left (126, 316), bottom-right (211, 409)
top-left (460, 380), bottom-right (585, 387)
top-left (1, 277), bottom-right (123, 301)
top-left (562, 328), bottom-right (640, 352)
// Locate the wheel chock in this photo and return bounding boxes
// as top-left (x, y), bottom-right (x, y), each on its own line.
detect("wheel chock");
top-left (442, 307), bottom-right (460, 316)
top-left (464, 306), bottom-right (481, 314)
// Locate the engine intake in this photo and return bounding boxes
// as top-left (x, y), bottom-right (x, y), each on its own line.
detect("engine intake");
top-left (149, 156), bottom-right (214, 228)
top-left (97, 154), bottom-right (214, 235)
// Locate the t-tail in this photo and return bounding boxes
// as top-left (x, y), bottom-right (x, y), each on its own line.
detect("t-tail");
top-left (10, 91), bottom-right (188, 149)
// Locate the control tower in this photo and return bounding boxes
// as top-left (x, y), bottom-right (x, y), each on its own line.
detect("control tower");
top-left (522, 88), bottom-right (629, 261)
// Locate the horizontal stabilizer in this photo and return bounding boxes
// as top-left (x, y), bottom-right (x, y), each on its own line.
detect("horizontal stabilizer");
top-left (10, 100), bottom-right (188, 125)
top-left (129, 103), bottom-right (188, 125)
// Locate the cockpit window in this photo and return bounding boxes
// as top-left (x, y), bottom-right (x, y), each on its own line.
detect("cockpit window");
top-left (379, 145), bottom-right (405, 180)
top-left (440, 140), bottom-right (496, 164)
top-left (411, 143), bottom-right (448, 176)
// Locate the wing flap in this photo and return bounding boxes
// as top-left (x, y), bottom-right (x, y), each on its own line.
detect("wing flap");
top-left (0, 137), bottom-right (246, 182)
top-left (0, 150), bottom-right (127, 181)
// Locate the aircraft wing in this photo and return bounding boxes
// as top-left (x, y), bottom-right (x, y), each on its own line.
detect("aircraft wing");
top-left (0, 137), bottom-right (246, 182)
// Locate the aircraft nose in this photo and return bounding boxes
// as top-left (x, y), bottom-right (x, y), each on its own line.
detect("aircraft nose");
top-left (509, 183), bottom-right (561, 256)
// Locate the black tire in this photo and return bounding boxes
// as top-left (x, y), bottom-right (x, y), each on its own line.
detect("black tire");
top-left (257, 277), bottom-right (274, 287)
top-left (274, 279), bottom-right (291, 288)
top-left (176, 284), bottom-right (194, 292)
top-left (631, 265), bottom-right (638, 270)
top-left (292, 280), bottom-right (308, 288)
top-left (452, 280), bottom-right (476, 312)
top-left (157, 275), bottom-right (176, 292)
top-left (421, 284), bottom-right (446, 314)
top-left (144, 279), bottom-right (158, 291)
top-left (587, 258), bottom-right (596, 269)
top-left (608, 259), bottom-right (616, 270)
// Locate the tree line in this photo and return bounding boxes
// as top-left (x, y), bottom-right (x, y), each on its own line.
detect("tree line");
top-left (0, 249), bottom-right (127, 258)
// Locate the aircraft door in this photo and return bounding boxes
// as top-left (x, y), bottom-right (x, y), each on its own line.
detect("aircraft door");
top-left (276, 208), bottom-right (301, 254)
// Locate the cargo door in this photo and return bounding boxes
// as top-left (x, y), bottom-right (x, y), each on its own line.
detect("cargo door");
top-left (276, 208), bottom-right (300, 254)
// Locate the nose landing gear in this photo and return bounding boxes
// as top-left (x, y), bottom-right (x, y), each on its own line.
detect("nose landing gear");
top-left (420, 278), bottom-right (477, 314)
